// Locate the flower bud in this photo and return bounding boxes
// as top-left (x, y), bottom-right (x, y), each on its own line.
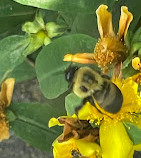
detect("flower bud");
top-left (46, 22), bottom-right (64, 38)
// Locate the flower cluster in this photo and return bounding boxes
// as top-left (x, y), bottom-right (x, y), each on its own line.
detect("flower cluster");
top-left (50, 77), bottom-right (141, 158)
top-left (50, 4), bottom-right (141, 158)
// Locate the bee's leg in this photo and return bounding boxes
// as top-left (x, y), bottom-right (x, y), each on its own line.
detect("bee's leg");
top-left (75, 96), bottom-right (95, 127)
top-left (83, 96), bottom-right (95, 106)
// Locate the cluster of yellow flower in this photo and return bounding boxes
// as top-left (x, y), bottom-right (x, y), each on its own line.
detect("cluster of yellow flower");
top-left (50, 5), bottom-right (141, 158)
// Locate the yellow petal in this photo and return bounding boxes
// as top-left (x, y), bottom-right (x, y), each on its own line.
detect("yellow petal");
top-left (64, 53), bottom-right (96, 64)
top-left (118, 6), bottom-right (133, 40)
top-left (134, 144), bottom-right (141, 151)
top-left (53, 138), bottom-right (101, 158)
top-left (0, 120), bottom-right (9, 141)
top-left (48, 116), bottom-right (72, 128)
top-left (100, 121), bottom-right (133, 158)
top-left (53, 138), bottom-right (76, 158)
top-left (78, 102), bottom-right (103, 121)
top-left (0, 78), bottom-right (15, 107)
top-left (128, 149), bottom-right (134, 158)
top-left (96, 5), bottom-right (115, 38)
top-left (132, 57), bottom-right (141, 70)
top-left (48, 117), bottom-right (62, 128)
top-left (120, 79), bottom-right (139, 109)
top-left (128, 73), bottom-right (140, 83)
top-left (76, 139), bottom-right (101, 157)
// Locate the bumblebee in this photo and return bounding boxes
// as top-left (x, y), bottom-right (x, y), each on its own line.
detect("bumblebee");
top-left (71, 150), bottom-right (82, 158)
top-left (65, 66), bottom-right (123, 114)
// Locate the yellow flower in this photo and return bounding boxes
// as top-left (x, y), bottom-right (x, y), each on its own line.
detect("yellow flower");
top-left (64, 5), bottom-right (133, 72)
top-left (49, 117), bottom-right (101, 158)
top-left (131, 57), bottom-right (141, 85)
top-left (0, 78), bottom-right (15, 141)
top-left (76, 77), bottom-right (141, 158)
top-left (53, 137), bottom-right (101, 158)
top-left (132, 57), bottom-right (141, 71)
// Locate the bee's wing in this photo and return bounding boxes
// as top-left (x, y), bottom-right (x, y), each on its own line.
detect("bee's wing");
top-left (94, 83), bottom-right (123, 114)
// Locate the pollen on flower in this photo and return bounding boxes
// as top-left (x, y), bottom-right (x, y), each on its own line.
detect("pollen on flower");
top-left (94, 36), bottom-right (127, 72)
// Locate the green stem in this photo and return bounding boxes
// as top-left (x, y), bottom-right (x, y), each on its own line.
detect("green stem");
top-left (26, 57), bottom-right (35, 68)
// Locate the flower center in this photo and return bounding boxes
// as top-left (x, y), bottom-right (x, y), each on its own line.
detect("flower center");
top-left (94, 36), bottom-right (127, 72)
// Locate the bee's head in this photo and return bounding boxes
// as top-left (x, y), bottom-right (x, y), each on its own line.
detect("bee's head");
top-left (65, 66), bottom-right (79, 82)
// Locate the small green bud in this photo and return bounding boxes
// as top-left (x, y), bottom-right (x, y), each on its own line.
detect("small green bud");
top-left (25, 31), bottom-right (47, 55)
top-left (22, 21), bottom-right (40, 34)
top-left (46, 22), bottom-right (64, 38)
top-left (22, 12), bottom-right (45, 34)
top-left (44, 36), bottom-right (51, 46)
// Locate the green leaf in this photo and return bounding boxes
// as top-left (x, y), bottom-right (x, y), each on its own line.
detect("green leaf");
top-left (8, 102), bottom-right (65, 151)
top-left (57, 12), bottom-right (77, 29)
top-left (125, 0), bottom-right (141, 30)
top-left (132, 27), bottom-right (141, 44)
top-left (0, 0), bottom-right (35, 17)
top-left (43, 10), bottom-right (58, 23)
top-left (125, 31), bottom-right (133, 50)
top-left (71, 13), bottom-right (99, 38)
top-left (122, 63), bottom-right (137, 78)
top-left (22, 12), bottom-right (45, 34)
top-left (35, 34), bottom-right (97, 99)
top-left (138, 48), bottom-right (141, 59)
top-left (0, 35), bottom-right (30, 83)
top-left (10, 120), bottom-right (61, 152)
top-left (8, 60), bottom-right (36, 82)
top-left (123, 122), bottom-right (141, 145)
top-left (65, 93), bottom-right (82, 115)
top-left (123, 28), bottom-right (141, 69)
top-left (13, 0), bottom-right (116, 13)
top-left (0, 0), bottom-right (36, 38)
top-left (111, 0), bottom-right (141, 33)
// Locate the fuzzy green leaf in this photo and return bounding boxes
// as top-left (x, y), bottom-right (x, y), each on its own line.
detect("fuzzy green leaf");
top-left (8, 102), bottom-right (65, 151)
top-left (125, 0), bottom-right (141, 30)
top-left (13, 0), bottom-right (116, 13)
top-left (123, 27), bottom-right (141, 69)
top-left (71, 13), bottom-right (99, 38)
top-left (35, 34), bottom-right (96, 99)
top-left (0, 35), bottom-right (30, 83)
top-left (132, 27), bottom-right (141, 44)
top-left (0, 0), bottom-right (36, 39)
top-left (65, 93), bottom-right (82, 116)
top-left (9, 60), bottom-right (36, 82)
